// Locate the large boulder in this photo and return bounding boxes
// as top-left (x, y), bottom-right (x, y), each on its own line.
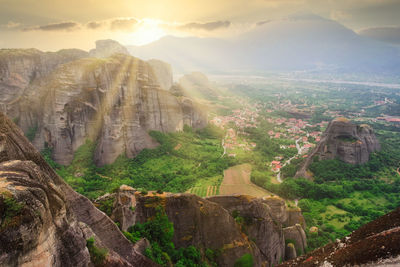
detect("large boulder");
top-left (296, 118), bottom-right (380, 178)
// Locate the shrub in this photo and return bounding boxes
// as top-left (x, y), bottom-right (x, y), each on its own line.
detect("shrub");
top-left (26, 125), bottom-right (38, 141)
top-left (234, 253), bottom-right (254, 267)
top-left (86, 237), bottom-right (108, 266)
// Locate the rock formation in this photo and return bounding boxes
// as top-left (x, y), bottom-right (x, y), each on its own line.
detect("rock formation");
top-left (296, 118), bottom-right (380, 178)
top-left (0, 46), bottom-right (207, 166)
top-left (147, 59), bottom-right (173, 90)
top-left (101, 188), bottom-right (308, 266)
top-left (89, 39), bottom-right (130, 58)
top-left (278, 206), bottom-right (400, 267)
top-left (208, 195), bottom-right (286, 264)
top-left (283, 225), bottom-right (307, 255)
top-left (0, 48), bottom-right (88, 117)
top-left (134, 193), bottom-right (265, 267)
top-left (94, 185), bottom-right (137, 231)
top-left (0, 112), bottom-right (156, 267)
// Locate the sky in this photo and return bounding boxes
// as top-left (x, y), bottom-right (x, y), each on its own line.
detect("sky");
top-left (1, 0), bottom-right (400, 51)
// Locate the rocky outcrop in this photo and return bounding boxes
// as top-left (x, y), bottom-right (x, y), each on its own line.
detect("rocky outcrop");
top-left (111, 185), bottom-right (137, 231)
top-left (208, 195), bottom-right (285, 265)
top-left (285, 243), bottom-right (297, 260)
top-left (278, 207), bottom-right (400, 267)
top-left (296, 118), bottom-right (380, 178)
top-left (0, 48), bottom-right (207, 166)
top-left (96, 188), bottom-right (308, 266)
top-left (89, 39), bottom-right (130, 58)
top-left (0, 48), bottom-right (88, 118)
top-left (285, 209), bottom-right (307, 230)
top-left (147, 59), bottom-right (173, 90)
top-left (0, 112), bottom-right (157, 267)
top-left (261, 196), bottom-right (288, 224)
top-left (283, 224), bottom-right (307, 255)
top-left (134, 193), bottom-right (265, 267)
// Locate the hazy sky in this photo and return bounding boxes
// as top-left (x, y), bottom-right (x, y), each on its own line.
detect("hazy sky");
top-left (1, 0), bottom-right (400, 51)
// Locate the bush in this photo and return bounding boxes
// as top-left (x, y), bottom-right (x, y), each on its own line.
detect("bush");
top-left (0, 195), bottom-right (24, 229)
top-left (125, 206), bottom-right (215, 267)
top-left (26, 125), bottom-right (38, 141)
top-left (86, 237), bottom-right (108, 266)
top-left (234, 253), bottom-right (254, 267)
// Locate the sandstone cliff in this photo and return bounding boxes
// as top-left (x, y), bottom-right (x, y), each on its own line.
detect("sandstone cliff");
top-left (147, 59), bottom-right (173, 90)
top-left (0, 48), bottom-right (88, 117)
top-left (296, 118), bottom-right (380, 178)
top-left (134, 193), bottom-right (266, 267)
top-left (0, 47), bottom-right (207, 166)
top-left (0, 112), bottom-right (156, 267)
top-left (102, 186), bottom-right (308, 266)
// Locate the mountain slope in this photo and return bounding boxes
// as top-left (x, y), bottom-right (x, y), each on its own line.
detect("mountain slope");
top-left (128, 14), bottom-right (400, 73)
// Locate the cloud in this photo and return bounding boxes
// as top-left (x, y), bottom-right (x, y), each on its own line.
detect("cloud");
top-left (359, 26), bottom-right (400, 44)
top-left (110, 18), bottom-right (138, 31)
top-left (256, 20), bottom-right (271, 26)
top-left (3, 21), bottom-right (21, 29)
top-left (22, 21), bottom-right (80, 31)
top-left (178, 20), bottom-right (231, 31)
top-left (86, 21), bottom-right (105, 30)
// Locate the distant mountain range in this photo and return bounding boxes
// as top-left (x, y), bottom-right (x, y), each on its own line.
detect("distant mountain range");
top-left (128, 14), bottom-right (400, 74)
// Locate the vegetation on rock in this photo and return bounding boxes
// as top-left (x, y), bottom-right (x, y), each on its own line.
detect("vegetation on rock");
top-left (124, 206), bottom-right (217, 267)
top-left (86, 237), bottom-right (108, 266)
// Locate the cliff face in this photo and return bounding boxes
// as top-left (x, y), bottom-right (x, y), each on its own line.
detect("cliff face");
top-left (147, 59), bottom-right (173, 90)
top-left (296, 118), bottom-right (380, 178)
top-left (134, 193), bottom-right (266, 267)
top-left (0, 48), bottom-right (207, 166)
top-left (102, 186), bottom-right (307, 266)
top-left (0, 48), bottom-right (88, 117)
top-left (0, 112), bottom-right (156, 267)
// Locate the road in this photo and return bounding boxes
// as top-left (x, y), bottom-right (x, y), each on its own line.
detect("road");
top-left (276, 135), bottom-right (305, 183)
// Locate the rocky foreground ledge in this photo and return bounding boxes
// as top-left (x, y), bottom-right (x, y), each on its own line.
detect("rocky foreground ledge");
top-left (96, 186), bottom-right (308, 266)
top-left (0, 112), bottom-right (155, 266)
top-left (277, 206), bottom-right (400, 267)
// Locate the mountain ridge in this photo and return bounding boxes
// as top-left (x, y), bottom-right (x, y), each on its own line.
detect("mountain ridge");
top-left (128, 14), bottom-right (400, 73)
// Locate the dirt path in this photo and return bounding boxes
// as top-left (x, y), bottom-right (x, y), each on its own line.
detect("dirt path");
top-left (219, 164), bottom-right (272, 197)
top-left (277, 136), bottom-right (303, 183)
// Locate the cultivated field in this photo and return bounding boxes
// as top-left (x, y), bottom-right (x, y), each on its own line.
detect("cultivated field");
top-left (188, 175), bottom-right (221, 197)
top-left (219, 163), bottom-right (272, 197)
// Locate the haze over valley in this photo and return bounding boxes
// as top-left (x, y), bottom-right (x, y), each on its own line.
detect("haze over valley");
top-left (1, 1), bottom-right (400, 267)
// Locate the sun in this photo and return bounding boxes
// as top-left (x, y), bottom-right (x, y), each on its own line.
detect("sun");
top-left (129, 19), bottom-right (166, 46)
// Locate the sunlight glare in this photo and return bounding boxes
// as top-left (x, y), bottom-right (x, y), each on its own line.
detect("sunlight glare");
top-left (129, 19), bottom-right (166, 45)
